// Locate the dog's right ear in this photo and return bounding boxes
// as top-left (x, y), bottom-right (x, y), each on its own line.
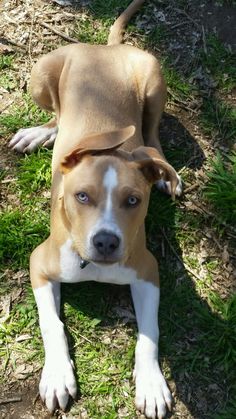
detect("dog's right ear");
top-left (60, 125), bottom-right (135, 174)
top-left (132, 146), bottom-right (179, 199)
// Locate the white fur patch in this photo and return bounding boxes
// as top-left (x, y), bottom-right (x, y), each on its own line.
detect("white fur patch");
top-left (59, 238), bottom-right (136, 284)
top-left (131, 281), bottom-right (172, 418)
top-left (103, 166), bottom-right (118, 221)
top-left (86, 166), bottom-right (122, 251)
top-left (33, 282), bottom-right (77, 412)
top-left (9, 125), bottom-right (58, 153)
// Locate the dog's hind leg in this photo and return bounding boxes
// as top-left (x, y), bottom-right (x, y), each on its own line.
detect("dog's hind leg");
top-left (142, 56), bottom-right (182, 197)
top-left (9, 52), bottom-right (65, 153)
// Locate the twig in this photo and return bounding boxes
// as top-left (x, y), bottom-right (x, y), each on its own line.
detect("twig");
top-left (171, 20), bottom-right (189, 30)
top-left (170, 101), bottom-right (198, 114)
top-left (160, 228), bottom-right (204, 282)
top-left (174, 8), bottom-right (200, 29)
top-left (184, 183), bottom-right (199, 193)
top-left (1, 38), bottom-right (27, 51)
top-left (38, 21), bottom-right (78, 44)
top-left (33, 392), bottom-right (40, 405)
top-left (28, 9), bottom-right (35, 65)
top-left (202, 25), bottom-right (207, 55)
top-left (190, 200), bottom-right (236, 235)
top-left (167, 88), bottom-right (197, 114)
top-left (0, 396), bottom-right (22, 405)
top-left (1, 178), bottom-right (17, 184)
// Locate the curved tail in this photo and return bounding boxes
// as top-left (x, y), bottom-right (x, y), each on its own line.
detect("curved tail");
top-left (108, 0), bottom-right (145, 46)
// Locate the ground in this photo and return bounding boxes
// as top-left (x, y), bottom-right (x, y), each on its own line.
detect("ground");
top-left (0, 0), bottom-right (236, 418)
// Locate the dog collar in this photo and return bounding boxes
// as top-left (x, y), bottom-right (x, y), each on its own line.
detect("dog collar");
top-left (80, 259), bottom-right (90, 269)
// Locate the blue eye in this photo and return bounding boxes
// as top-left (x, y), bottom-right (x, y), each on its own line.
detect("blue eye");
top-left (76, 192), bottom-right (89, 203)
top-left (127, 196), bottom-right (139, 206)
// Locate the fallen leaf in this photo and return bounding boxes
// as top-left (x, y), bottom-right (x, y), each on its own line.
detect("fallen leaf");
top-left (0, 42), bottom-right (14, 54)
top-left (222, 245), bottom-right (229, 264)
top-left (13, 364), bottom-right (34, 380)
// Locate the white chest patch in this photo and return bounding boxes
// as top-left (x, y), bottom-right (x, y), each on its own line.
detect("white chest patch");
top-left (59, 239), bottom-right (137, 285)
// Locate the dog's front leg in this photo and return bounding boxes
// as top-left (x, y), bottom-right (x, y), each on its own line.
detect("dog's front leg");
top-left (131, 280), bottom-right (172, 419)
top-left (33, 280), bottom-right (77, 412)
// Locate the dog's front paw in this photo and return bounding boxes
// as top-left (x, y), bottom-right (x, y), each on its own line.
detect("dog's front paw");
top-left (9, 125), bottom-right (57, 153)
top-left (39, 358), bottom-right (77, 412)
top-left (156, 173), bottom-right (183, 197)
top-left (134, 361), bottom-right (172, 419)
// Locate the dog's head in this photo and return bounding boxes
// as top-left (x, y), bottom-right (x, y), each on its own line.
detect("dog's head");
top-left (60, 126), bottom-right (178, 264)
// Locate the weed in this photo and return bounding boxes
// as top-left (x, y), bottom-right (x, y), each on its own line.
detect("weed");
top-left (0, 96), bottom-right (50, 136)
top-left (204, 152), bottom-right (236, 225)
top-left (201, 35), bottom-right (236, 91)
top-left (17, 150), bottom-right (52, 196)
top-left (200, 97), bottom-right (236, 143)
top-left (73, 15), bottom-right (109, 44)
top-left (0, 209), bottom-right (49, 269)
top-left (0, 55), bottom-right (14, 70)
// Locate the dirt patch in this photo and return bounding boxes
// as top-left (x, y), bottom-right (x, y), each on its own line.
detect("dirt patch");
top-left (0, 378), bottom-right (50, 419)
top-left (201, 1), bottom-right (236, 51)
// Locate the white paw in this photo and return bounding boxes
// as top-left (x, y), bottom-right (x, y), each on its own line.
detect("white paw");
top-left (39, 358), bottom-right (77, 412)
top-left (134, 362), bottom-right (172, 419)
top-left (156, 173), bottom-right (182, 197)
top-left (9, 125), bottom-right (58, 153)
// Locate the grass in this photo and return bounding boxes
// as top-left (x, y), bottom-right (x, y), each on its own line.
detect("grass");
top-left (0, 95), bottom-right (50, 136)
top-left (201, 35), bottom-right (236, 91)
top-left (0, 0), bottom-right (236, 417)
top-left (204, 152), bottom-right (236, 225)
top-left (0, 209), bottom-right (49, 269)
top-left (200, 98), bottom-right (236, 144)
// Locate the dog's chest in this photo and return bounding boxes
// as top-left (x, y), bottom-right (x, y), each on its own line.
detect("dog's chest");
top-left (59, 239), bottom-right (137, 285)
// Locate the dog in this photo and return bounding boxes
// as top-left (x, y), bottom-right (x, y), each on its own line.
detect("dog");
top-left (9, 1), bottom-right (182, 417)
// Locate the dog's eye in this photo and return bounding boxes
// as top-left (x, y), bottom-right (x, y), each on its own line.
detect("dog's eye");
top-left (126, 196), bottom-right (140, 207)
top-left (76, 192), bottom-right (89, 203)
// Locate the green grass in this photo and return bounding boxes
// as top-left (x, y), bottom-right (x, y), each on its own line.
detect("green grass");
top-left (204, 152), bottom-right (236, 225)
top-left (0, 95), bottom-right (50, 136)
top-left (0, 54), bottom-right (14, 70)
top-left (200, 98), bottom-right (236, 143)
top-left (17, 149), bottom-right (52, 195)
top-left (201, 35), bottom-right (236, 91)
top-left (0, 209), bottom-right (49, 269)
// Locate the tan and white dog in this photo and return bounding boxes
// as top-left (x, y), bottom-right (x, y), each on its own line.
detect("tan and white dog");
top-left (9, 1), bottom-right (182, 417)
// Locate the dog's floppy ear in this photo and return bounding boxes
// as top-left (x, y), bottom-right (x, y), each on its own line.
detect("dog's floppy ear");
top-left (60, 125), bottom-right (135, 173)
top-left (132, 146), bottom-right (178, 199)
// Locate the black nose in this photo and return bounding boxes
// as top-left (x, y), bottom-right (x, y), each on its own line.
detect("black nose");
top-left (93, 231), bottom-right (120, 256)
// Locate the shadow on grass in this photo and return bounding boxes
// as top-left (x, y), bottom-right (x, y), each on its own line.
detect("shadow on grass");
top-left (57, 116), bottom-right (234, 417)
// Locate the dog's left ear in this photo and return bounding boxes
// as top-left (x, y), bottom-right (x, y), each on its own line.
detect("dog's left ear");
top-left (132, 146), bottom-right (178, 199)
top-left (60, 125), bottom-right (135, 173)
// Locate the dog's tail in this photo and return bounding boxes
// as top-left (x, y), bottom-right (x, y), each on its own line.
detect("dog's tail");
top-left (108, 0), bottom-right (145, 45)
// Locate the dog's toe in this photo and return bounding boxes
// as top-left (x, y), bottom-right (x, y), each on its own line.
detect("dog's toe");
top-left (9, 125), bottom-right (57, 153)
top-left (135, 361), bottom-right (172, 418)
top-left (39, 358), bottom-right (77, 412)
